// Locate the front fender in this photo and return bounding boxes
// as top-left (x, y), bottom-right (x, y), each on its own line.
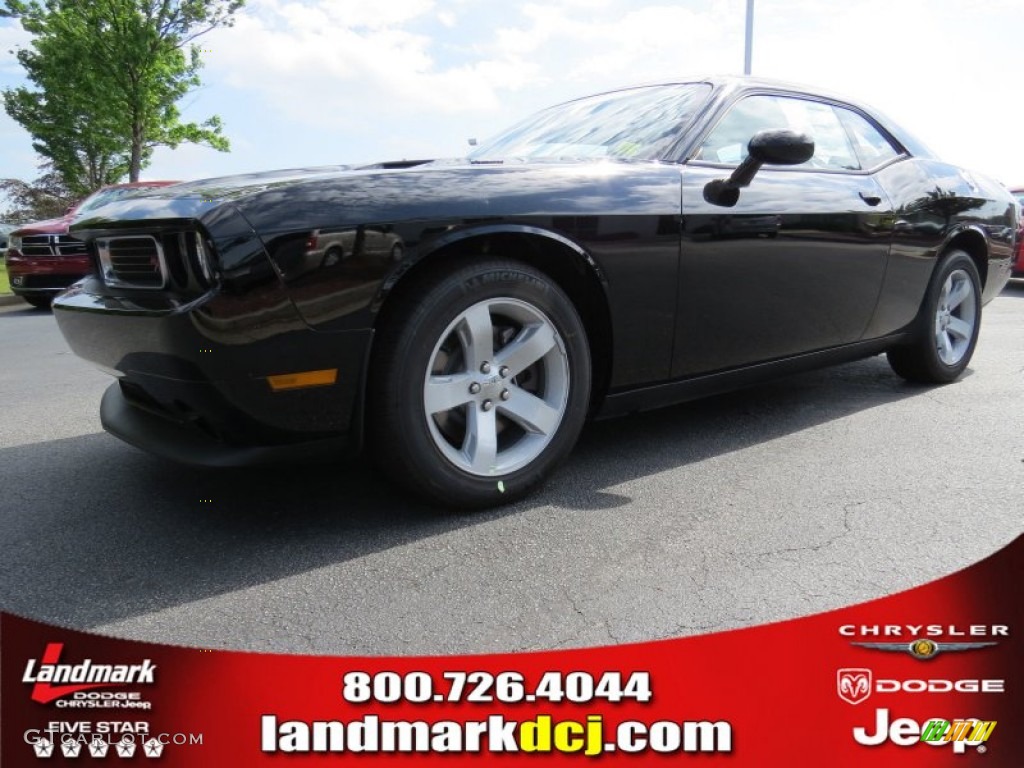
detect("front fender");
top-left (376, 222), bottom-right (608, 308)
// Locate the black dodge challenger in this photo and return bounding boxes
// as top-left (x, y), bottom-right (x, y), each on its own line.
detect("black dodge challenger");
top-left (53, 77), bottom-right (1016, 508)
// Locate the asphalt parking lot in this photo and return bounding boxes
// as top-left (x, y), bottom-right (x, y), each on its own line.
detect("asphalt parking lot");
top-left (1, 284), bottom-right (1022, 655)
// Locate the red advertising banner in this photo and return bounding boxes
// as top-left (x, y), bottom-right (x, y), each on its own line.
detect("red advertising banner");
top-left (3, 535), bottom-right (1021, 766)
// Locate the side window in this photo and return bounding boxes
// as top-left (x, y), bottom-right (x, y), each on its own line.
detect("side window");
top-left (695, 95), bottom-right (860, 171)
top-left (695, 96), bottom-right (787, 165)
top-left (835, 107), bottom-right (902, 169)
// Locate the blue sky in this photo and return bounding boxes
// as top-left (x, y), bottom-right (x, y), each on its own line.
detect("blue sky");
top-left (2, 0), bottom-right (1023, 193)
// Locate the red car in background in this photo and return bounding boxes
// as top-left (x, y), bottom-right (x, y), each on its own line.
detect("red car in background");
top-left (1012, 187), bottom-right (1024, 276)
top-left (7, 181), bottom-right (178, 308)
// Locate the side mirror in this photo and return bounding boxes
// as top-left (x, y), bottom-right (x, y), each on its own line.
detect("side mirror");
top-left (703, 129), bottom-right (815, 207)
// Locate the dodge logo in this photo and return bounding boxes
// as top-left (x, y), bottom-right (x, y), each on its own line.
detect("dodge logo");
top-left (838, 668), bottom-right (872, 705)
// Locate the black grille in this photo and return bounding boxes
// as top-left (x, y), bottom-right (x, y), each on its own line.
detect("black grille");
top-left (98, 236), bottom-right (165, 288)
top-left (19, 234), bottom-right (87, 258)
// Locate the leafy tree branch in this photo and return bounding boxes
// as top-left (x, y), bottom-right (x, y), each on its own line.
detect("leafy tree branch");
top-left (2, 0), bottom-right (244, 188)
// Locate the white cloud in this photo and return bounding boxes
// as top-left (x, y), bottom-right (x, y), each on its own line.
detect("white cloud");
top-left (207, 0), bottom-right (520, 121)
top-left (0, 20), bottom-right (32, 75)
top-left (193, 0), bottom-right (755, 171)
top-left (250, 0), bottom-right (437, 30)
top-left (3, 2), bottom-right (1024, 183)
top-left (752, 0), bottom-right (1024, 183)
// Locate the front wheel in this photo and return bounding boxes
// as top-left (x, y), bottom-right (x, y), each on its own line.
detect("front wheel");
top-left (887, 249), bottom-right (981, 383)
top-left (369, 259), bottom-right (591, 509)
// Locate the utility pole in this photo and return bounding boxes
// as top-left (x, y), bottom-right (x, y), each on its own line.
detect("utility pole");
top-left (744, 0), bottom-right (754, 75)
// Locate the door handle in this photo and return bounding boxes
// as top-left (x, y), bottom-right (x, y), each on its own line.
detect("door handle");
top-left (859, 191), bottom-right (882, 206)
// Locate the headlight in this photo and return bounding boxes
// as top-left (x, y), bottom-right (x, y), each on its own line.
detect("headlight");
top-left (9, 235), bottom-right (21, 252)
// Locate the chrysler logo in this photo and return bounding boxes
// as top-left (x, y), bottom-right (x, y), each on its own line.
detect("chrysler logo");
top-left (850, 638), bottom-right (997, 660)
top-left (837, 668), bottom-right (872, 705)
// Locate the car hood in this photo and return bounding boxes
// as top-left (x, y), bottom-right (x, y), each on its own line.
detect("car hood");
top-left (70, 165), bottom-right (377, 233)
top-left (124, 165), bottom-right (362, 202)
top-left (70, 158), bottom-right (675, 240)
top-left (13, 214), bottom-right (74, 237)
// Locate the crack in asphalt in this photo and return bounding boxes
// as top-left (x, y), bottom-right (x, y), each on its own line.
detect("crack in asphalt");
top-left (740, 499), bottom-right (871, 562)
top-left (561, 587), bottom-right (619, 644)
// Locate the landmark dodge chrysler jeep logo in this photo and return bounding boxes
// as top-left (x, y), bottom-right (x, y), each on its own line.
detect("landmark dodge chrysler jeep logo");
top-left (22, 644), bottom-right (156, 704)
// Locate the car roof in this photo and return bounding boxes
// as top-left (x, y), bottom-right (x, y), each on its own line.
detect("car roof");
top-left (576, 75), bottom-right (863, 105)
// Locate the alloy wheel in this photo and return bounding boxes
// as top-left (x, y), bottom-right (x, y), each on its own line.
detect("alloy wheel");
top-left (934, 268), bottom-right (977, 366)
top-left (423, 298), bottom-right (570, 476)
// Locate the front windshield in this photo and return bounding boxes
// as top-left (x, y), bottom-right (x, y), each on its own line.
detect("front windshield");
top-left (469, 83), bottom-right (712, 163)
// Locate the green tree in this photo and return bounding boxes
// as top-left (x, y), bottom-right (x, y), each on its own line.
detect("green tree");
top-left (0, 165), bottom-right (77, 222)
top-left (2, 0), bottom-right (244, 187)
top-left (3, 22), bottom-right (130, 197)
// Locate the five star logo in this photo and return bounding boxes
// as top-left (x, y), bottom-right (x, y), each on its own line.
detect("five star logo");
top-left (61, 739), bottom-right (83, 758)
top-left (143, 738), bottom-right (165, 758)
top-left (33, 737), bottom-right (55, 758)
top-left (115, 738), bottom-right (137, 758)
top-left (89, 737), bottom-right (110, 758)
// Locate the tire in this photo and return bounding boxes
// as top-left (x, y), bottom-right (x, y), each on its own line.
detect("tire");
top-left (369, 259), bottom-right (591, 509)
top-left (887, 249), bottom-right (981, 383)
top-left (322, 246), bottom-right (344, 267)
top-left (23, 296), bottom-right (52, 310)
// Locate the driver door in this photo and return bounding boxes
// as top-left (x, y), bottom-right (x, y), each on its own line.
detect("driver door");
top-left (673, 93), bottom-right (894, 377)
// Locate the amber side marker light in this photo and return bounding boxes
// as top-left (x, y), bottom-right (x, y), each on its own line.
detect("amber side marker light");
top-left (267, 369), bottom-right (338, 391)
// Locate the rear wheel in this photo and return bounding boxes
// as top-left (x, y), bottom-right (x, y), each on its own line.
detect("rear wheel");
top-left (887, 249), bottom-right (981, 383)
top-left (322, 246), bottom-right (344, 267)
top-left (369, 259), bottom-right (591, 508)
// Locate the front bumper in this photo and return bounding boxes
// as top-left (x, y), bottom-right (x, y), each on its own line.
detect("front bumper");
top-left (100, 383), bottom-right (353, 466)
top-left (7, 252), bottom-right (92, 296)
top-left (11, 274), bottom-right (82, 296)
top-left (54, 278), bottom-right (372, 463)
